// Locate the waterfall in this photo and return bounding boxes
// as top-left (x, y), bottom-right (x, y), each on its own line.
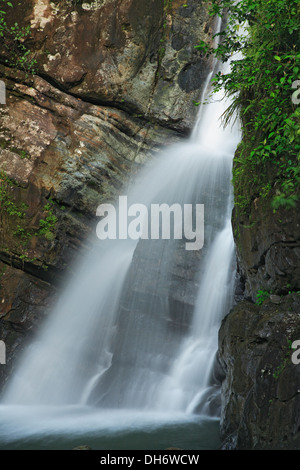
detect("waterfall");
top-left (154, 60), bottom-right (239, 414)
top-left (0, 44), bottom-right (241, 446)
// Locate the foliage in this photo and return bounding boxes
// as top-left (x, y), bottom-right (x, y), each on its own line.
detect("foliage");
top-left (195, 0), bottom-right (300, 213)
top-left (0, 139), bottom-right (31, 160)
top-left (255, 289), bottom-right (270, 306)
top-left (0, 171), bottom-right (58, 260)
top-left (37, 200), bottom-right (58, 241)
top-left (0, 0), bottom-right (37, 74)
top-left (0, 170), bottom-right (28, 218)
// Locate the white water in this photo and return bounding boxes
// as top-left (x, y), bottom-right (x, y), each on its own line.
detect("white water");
top-left (154, 65), bottom-right (239, 413)
top-left (0, 49), bottom-right (241, 446)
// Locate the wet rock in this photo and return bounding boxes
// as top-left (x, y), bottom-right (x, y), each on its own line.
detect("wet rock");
top-left (0, 0), bottom-right (215, 392)
top-left (73, 445), bottom-right (92, 450)
top-left (0, 66), bottom-right (180, 390)
top-left (270, 295), bottom-right (281, 305)
top-left (232, 193), bottom-right (300, 301)
top-left (219, 294), bottom-right (300, 450)
top-left (0, 261), bottom-right (53, 395)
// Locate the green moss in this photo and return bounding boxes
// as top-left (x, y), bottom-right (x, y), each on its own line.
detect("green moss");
top-left (0, 170), bottom-right (34, 259)
top-left (163, 0), bottom-right (172, 14)
top-left (0, 139), bottom-right (31, 160)
top-left (36, 200), bottom-right (58, 240)
top-left (0, 172), bottom-right (58, 263)
top-left (0, 171), bottom-right (28, 219)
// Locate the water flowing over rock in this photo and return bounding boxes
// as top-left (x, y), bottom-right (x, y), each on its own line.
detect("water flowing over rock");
top-left (0, 0), bottom-right (217, 390)
top-left (0, 1), bottom-right (243, 448)
top-left (0, 0), bottom-right (298, 452)
top-left (0, 92), bottom-right (240, 410)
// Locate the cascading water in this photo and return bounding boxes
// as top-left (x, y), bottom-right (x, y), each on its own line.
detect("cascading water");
top-left (0, 41), bottom-right (241, 449)
top-left (154, 65), bottom-right (238, 415)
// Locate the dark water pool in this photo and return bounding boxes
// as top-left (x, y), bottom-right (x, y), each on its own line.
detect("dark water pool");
top-left (0, 406), bottom-right (220, 450)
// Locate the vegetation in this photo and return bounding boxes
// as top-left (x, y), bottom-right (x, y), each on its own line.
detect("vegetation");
top-left (195, 0), bottom-right (300, 213)
top-left (0, 170), bottom-right (28, 219)
top-left (255, 289), bottom-right (270, 306)
top-left (0, 171), bottom-right (58, 259)
top-left (0, 0), bottom-right (37, 74)
top-left (0, 2), bottom-right (59, 265)
top-left (37, 201), bottom-right (58, 241)
top-left (0, 139), bottom-right (31, 160)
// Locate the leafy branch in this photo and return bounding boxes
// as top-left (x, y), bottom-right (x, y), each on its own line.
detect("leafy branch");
top-left (195, 0), bottom-right (300, 213)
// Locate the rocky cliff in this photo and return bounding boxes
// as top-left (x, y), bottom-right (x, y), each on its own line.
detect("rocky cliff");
top-left (0, 0), bottom-right (216, 390)
top-left (219, 294), bottom-right (300, 449)
top-left (1, 0), bottom-right (299, 451)
top-left (218, 117), bottom-right (300, 450)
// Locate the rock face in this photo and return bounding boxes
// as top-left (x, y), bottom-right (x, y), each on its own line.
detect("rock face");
top-left (219, 295), bottom-right (300, 450)
top-left (218, 137), bottom-right (300, 449)
top-left (233, 195), bottom-right (300, 301)
top-left (0, 0), bottom-right (216, 391)
top-left (0, 66), bottom-right (178, 279)
top-left (1, 0), bottom-right (217, 133)
top-left (0, 260), bottom-right (52, 387)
